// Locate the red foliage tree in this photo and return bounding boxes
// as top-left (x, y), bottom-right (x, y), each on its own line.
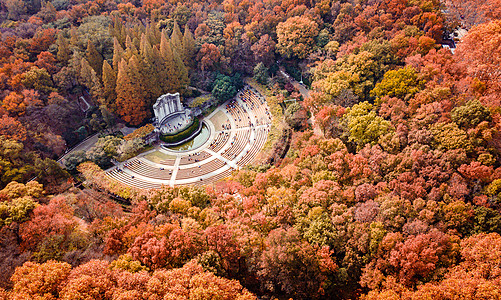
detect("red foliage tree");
top-left (258, 227), bottom-right (337, 298)
top-left (197, 43), bottom-right (222, 72)
top-left (128, 231), bottom-right (169, 269)
top-left (455, 20), bottom-right (501, 106)
top-left (204, 224), bottom-right (241, 275)
top-left (387, 229), bottom-right (458, 286)
top-left (19, 196), bottom-right (77, 251)
top-left (9, 260), bottom-right (71, 299)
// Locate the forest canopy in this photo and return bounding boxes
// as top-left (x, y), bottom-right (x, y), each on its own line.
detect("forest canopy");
top-left (1, 0), bottom-right (501, 299)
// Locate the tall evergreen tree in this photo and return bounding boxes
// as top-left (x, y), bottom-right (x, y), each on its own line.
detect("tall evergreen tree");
top-left (152, 45), bottom-right (169, 93)
top-left (159, 29), bottom-right (171, 59)
top-left (119, 26), bottom-right (127, 45)
top-left (69, 26), bottom-right (78, 48)
top-left (171, 21), bottom-right (183, 52)
top-left (128, 55), bottom-right (146, 95)
top-left (115, 58), bottom-right (149, 126)
top-left (111, 16), bottom-right (125, 45)
top-left (132, 24), bottom-right (144, 44)
top-left (124, 35), bottom-right (139, 62)
top-left (159, 30), bottom-right (177, 92)
top-left (170, 40), bottom-right (189, 91)
top-left (86, 40), bottom-right (104, 77)
top-left (182, 24), bottom-right (196, 68)
top-left (112, 37), bottom-right (124, 73)
top-left (80, 58), bottom-right (103, 101)
top-left (102, 60), bottom-right (116, 111)
top-left (146, 23), bottom-right (161, 46)
top-left (139, 33), bottom-right (161, 101)
top-left (56, 32), bottom-right (70, 63)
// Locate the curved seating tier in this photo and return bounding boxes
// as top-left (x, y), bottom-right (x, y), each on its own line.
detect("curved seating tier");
top-left (159, 159), bottom-right (175, 166)
top-left (125, 159), bottom-right (173, 180)
top-left (184, 169), bottom-right (234, 187)
top-left (179, 151), bottom-right (210, 165)
top-left (209, 131), bottom-right (230, 153)
top-left (237, 127), bottom-right (269, 167)
top-left (107, 168), bottom-right (164, 189)
top-left (176, 159), bottom-right (226, 180)
top-left (221, 129), bottom-right (251, 160)
top-left (226, 101), bottom-right (249, 128)
top-left (209, 111), bottom-right (230, 131)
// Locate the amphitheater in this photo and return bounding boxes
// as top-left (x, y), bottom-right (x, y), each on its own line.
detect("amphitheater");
top-left (106, 86), bottom-right (271, 189)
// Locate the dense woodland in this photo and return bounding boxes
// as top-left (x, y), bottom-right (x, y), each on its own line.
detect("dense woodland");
top-left (1, 0), bottom-right (501, 298)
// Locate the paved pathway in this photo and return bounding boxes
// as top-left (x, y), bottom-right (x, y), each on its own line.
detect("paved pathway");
top-left (58, 133), bottom-right (100, 165)
top-left (279, 67), bottom-right (323, 136)
top-left (58, 125), bottom-right (131, 165)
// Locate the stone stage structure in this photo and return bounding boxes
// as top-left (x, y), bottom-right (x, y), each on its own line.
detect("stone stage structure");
top-left (153, 93), bottom-right (192, 134)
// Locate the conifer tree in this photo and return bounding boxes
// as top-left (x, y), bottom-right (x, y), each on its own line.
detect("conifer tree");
top-left (125, 27), bottom-right (142, 49)
top-left (119, 26), bottom-right (127, 45)
top-left (159, 30), bottom-right (177, 92)
top-left (80, 58), bottom-right (103, 101)
top-left (132, 36), bottom-right (141, 52)
top-left (128, 55), bottom-right (146, 94)
top-left (159, 29), bottom-right (171, 59)
top-left (112, 37), bottom-right (124, 73)
top-left (139, 33), bottom-right (149, 58)
top-left (182, 24), bottom-right (196, 68)
top-left (111, 17), bottom-right (125, 45)
top-left (115, 59), bottom-right (133, 124)
top-left (171, 21), bottom-right (183, 52)
top-left (145, 23), bottom-right (154, 45)
top-left (132, 24), bottom-right (143, 43)
top-left (102, 60), bottom-right (116, 111)
top-left (69, 26), bottom-right (78, 48)
top-left (56, 32), bottom-right (70, 63)
top-left (124, 35), bottom-right (139, 61)
top-left (171, 40), bottom-right (189, 91)
top-left (146, 23), bottom-right (161, 46)
top-left (86, 40), bottom-right (104, 77)
top-left (108, 22), bottom-right (115, 40)
top-left (130, 54), bottom-right (150, 122)
top-left (152, 46), bottom-right (168, 93)
top-left (115, 58), bottom-right (149, 126)
top-left (157, 29), bottom-right (189, 93)
top-left (139, 33), bottom-right (161, 101)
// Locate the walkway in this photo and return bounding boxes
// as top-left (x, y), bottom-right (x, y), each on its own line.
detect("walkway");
top-left (58, 124), bottom-right (131, 166)
top-left (279, 67), bottom-right (322, 136)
